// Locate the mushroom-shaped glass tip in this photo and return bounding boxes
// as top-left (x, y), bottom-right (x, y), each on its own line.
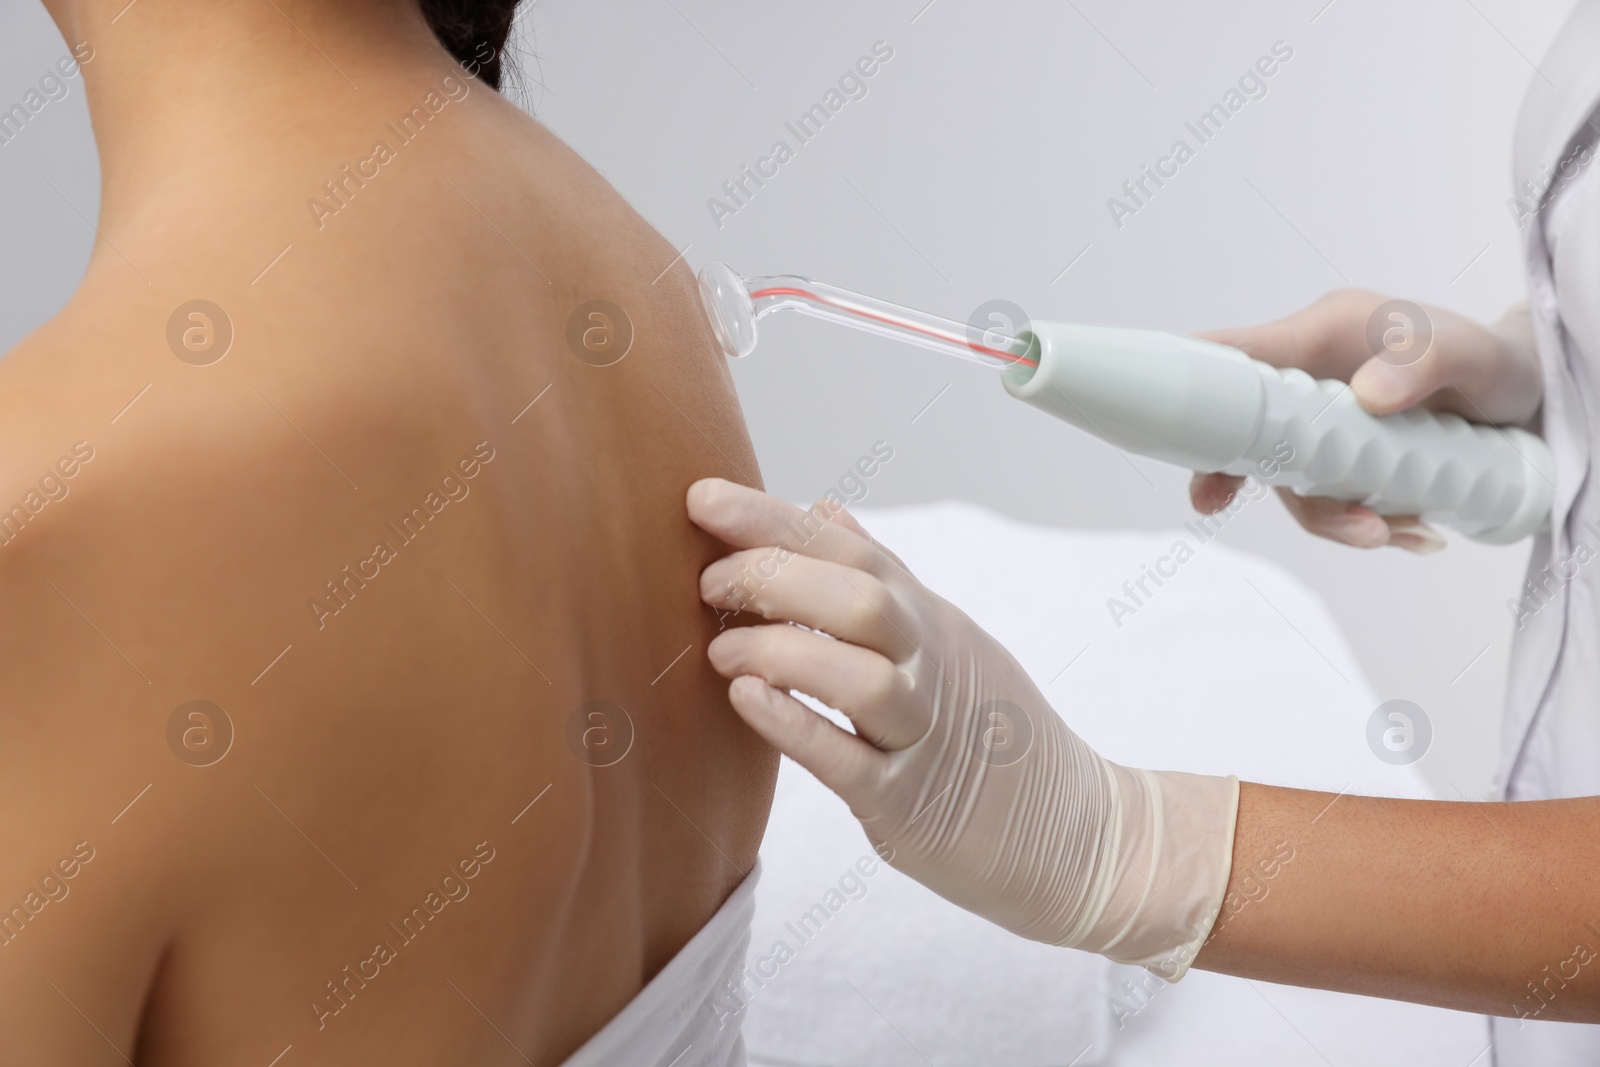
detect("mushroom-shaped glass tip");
top-left (697, 261), bottom-right (758, 358)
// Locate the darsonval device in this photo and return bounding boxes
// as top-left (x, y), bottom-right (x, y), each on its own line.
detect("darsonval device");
top-left (697, 262), bottom-right (1555, 544)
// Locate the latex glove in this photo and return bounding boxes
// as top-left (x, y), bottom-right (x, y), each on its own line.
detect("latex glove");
top-left (1191, 292), bottom-right (1542, 553)
top-left (689, 478), bottom-right (1239, 977)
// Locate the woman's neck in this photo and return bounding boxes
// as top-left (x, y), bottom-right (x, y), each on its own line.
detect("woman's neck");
top-left (41, 0), bottom-right (453, 237)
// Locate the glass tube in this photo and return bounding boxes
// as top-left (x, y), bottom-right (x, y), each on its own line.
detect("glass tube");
top-left (697, 261), bottom-right (1037, 369)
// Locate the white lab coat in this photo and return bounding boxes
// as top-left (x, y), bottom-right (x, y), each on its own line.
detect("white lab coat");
top-left (1494, 1), bottom-right (1600, 1060)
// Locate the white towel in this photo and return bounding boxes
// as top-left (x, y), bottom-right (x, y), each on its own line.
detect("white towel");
top-left (559, 863), bottom-right (760, 1067)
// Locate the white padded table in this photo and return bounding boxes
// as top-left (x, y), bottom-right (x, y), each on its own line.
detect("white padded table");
top-left (745, 503), bottom-right (1489, 1067)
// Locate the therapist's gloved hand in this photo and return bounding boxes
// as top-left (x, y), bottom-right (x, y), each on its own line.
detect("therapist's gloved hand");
top-left (689, 477), bottom-right (1240, 977)
top-left (1191, 290), bottom-right (1542, 552)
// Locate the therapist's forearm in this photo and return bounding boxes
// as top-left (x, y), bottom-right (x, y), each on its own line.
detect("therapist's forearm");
top-left (1193, 782), bottom-right (1600, 1021)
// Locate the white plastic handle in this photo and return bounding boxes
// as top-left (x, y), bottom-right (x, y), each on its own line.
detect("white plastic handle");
top-left (1002, 323), bottom-right (1554, 544)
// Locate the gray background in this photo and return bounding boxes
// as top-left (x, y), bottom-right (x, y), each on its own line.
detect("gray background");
top-left (0, 0), bottom-right (1577, 795)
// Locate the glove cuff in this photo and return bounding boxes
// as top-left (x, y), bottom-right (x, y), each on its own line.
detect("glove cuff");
top-left (1074, 765), bottom-right (1240, 980)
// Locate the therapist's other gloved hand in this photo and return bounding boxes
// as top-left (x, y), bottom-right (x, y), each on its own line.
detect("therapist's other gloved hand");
top-left (1191, 291), bottom-right (1541, 553)
top-left (688, 477), bottom-right (1240, 978)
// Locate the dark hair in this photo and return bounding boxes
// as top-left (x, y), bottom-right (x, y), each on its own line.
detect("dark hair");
top-left (419, 0), bottom-right (522, 90)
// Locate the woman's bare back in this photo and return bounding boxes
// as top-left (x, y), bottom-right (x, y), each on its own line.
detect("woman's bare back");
top-left (0, 17), bottom-right (774, 1063)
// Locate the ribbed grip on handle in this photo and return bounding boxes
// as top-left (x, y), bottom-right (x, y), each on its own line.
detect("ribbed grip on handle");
top-left (1234, 364), bottom-right (1554, 544)
top-left (1002, 322), bottom-right (1554, 545)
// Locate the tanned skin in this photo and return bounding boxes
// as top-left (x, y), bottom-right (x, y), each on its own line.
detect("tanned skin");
top-left (0, 1), bottom-right (776, 1062)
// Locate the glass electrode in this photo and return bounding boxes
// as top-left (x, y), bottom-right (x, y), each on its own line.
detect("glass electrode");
top-left (694, 264), bottom-right (1555, 544)
top-left (697, 261), bottom-right (1038, 369)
